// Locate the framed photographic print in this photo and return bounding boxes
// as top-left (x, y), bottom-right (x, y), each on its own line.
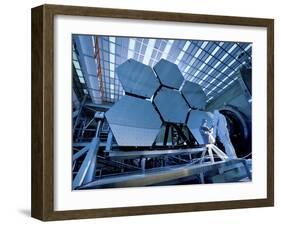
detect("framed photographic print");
top-left (31, 4), bottom-right (274, 221)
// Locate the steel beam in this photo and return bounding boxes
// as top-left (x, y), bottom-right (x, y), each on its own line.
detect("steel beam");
top-left (73, 137), bottom-right (100, 189)
top-left (73, 142), bottom-right (116, 148)
top-left (98, 157), bottom-right (141, 171)
top-left (80, 159), bottom-right (248, 189)
top-left (106, 147), bottom-right (206, 159)
top-left (105, 130), bottom-right (113, 151)
top-left (73, 144), bottom-right (90, 161)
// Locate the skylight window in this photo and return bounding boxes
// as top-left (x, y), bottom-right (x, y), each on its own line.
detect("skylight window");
top-left (194, 49), bottom-right (202, 58)
top-left (220, 53), bottom-right (228, 61)
top-left (228, 80), bottom-right (234, 85)
top-left (175, 41), bottom-right (191, 64)
top-left (74, 36), bottom-right (251, 105)
top-left (128, 38), bottom-right (136, 59)
top-left (222, 76), bottom-right (228, 82)
top-left (76, 69), bottom-right (83, 77)
top-left (193, 70), bottom-right (200, 78)
top-left (199, 68), bottom-right (214, 85)
top-left (162, 40), bottom-right (174, 60)
top-left (221, 66), bottom-right (228, 73)
top-left (244, 44), bottom-right (252, 52)
top-left (73, 51), bottom-right (78, 61)
top-left (143, 39), bottom-right (156, 65)
top-left (109, 37), bottom-right (115, 43)
top-left (201, 41), bottom-right (209, 49)
top-left (73, 61), bottom-right (80, 69)
top-left (205, 55), bottom-right (212, 64)
top-left (109, 37), bottom-right (116, 79)
top-left (109, 53), bottom-right (115, 63)
top-left (228, 44), bottom-right (238, 53)
top-left (199, 63), bottom-right (206, 71)
top-left (211, 46), bottom-right (220, 56)
top-left (79, 77), bottom-right (85, 84)
top-left (207, 96), bottom-right (214, 102)
top-left (91, 36), bottom-right (96, 54)
top-left (216, 81), bottom-right (223, 87)
top-left (213, 60), bottom-right (221, 69)
top-left (184, 65), bottom-right (191, 73)
top-left (228, 59), bottom-right (236, 67)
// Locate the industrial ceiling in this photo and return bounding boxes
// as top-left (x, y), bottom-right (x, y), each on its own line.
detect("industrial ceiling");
top-left (72, 35), bottom-right (252, 106)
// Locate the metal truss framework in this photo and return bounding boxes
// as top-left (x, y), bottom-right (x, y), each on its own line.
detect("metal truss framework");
top-left (72, 106), bottom-right (252, 189)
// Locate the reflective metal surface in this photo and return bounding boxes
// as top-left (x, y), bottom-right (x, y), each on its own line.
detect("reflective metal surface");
top-left (154, 87), bottom-right (190, 123)
top-left (187, 110), bottom-right (214, 145)
top-left (80, 159), bottom-right (249, 189)
top-left (105, 95), bottom-right (162, 146)
top-left (153, 59), bottom-right (184, 89)
top-left (107, 147), bottom-right (206, 159)
top-left (73, 137), bottom-right (100, 188)
top-left (117, 59), bottom-right (160, 98)
top-left (181, 81), bottom-right (207, 110)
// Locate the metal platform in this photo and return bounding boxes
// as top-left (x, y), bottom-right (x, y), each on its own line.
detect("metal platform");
top-left (72, 57), bottom-right (252, 190)
top-left (106, 147), bottom-right (206, 159)
top-left (80, 158), bottom-right (251, 189)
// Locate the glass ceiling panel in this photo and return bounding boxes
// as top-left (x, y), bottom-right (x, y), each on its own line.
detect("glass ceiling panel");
top-left (73, 34), bottom-right (252, 105)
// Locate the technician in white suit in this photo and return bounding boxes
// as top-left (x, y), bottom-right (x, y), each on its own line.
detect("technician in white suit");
top-left (213, 110), bottom-right (237, 159)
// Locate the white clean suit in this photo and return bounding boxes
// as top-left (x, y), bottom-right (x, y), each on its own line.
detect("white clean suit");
top-left (213, 110), bottom-right (237, 159)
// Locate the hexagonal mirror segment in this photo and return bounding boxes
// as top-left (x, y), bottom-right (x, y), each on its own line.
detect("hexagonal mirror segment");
top-left (116, 59), bottom-right (160, 98)
top-left (105, 95), bottom-right (162, 146)
top-left (154, 87), bottom-right (190, 124)
top-left (187, 110), bottom-right (214, 145)
top-left (181, 81), bottom-right (207, 110)
top-left (153, 59), bottom-right (184, 90)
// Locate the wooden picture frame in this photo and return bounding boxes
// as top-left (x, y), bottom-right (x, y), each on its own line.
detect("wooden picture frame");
top-left (31, 4), bottom-right (274, 221)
